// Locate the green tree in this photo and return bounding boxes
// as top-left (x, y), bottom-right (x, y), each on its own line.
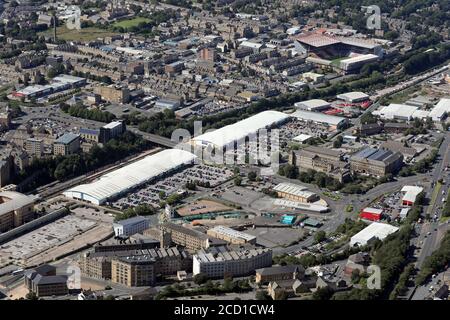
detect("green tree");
top-left (314, 230), bottom-right (327, 244)
top-left (193, 273), bottom-right (208, 285)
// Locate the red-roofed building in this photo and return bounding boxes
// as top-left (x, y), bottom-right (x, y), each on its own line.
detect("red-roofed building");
top-left (359, 207), bottom-right (382, 221)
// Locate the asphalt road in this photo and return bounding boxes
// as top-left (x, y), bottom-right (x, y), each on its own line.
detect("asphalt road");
top-left (415, 134), bottom-right (450, 267)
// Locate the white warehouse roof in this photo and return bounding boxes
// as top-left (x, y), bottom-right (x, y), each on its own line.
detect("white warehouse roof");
top-left (191, 110), bottom-right (290, 149)
top-left (429, 98), bottom-right (450, 121)
top-left (401, 186), bottom-right (424, 203)
top-left (273, 199), bottom-right (328, 213)
top-left (350, 222), bottom-right (399, 247)
top-left (291, 110), bottom-right (347, 127)
top-left (63, 149), bottom-right (197, 205)
top-left (336, 91), bottom-right (369, 102)
top-left (240, 41), bottom-right (264, 49)
top-left (208, 226), bottom-right (256, 242)
top-left (273, 182), bottom-right (317, 199)
top-left (373, 104), bottom-right (419, 120)
top-left (374, 98), bottom-right (450, 122)
top-left (293, 133), bottom-right (313, 143)
top-left (294, 99), bottom-right (330, 111)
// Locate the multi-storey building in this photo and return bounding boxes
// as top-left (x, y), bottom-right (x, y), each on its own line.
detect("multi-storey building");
top-left (289, 146), bottom-right (350, 182)
top-left (193, 246), bottom-right (272, 278)
top-left (111, 256), bottom-right (155, 287)
top-left (79, 254), bottom-right (112, 280)
top-left (197, 48), bottom-right (217, 62)
top-left (113, 216), bottom-right (150, 237)
top-left (80, 247), bottom-right (192, 282)
top-left (80, 120), bottom-right (126, 145)
top-left (24, 264), bottom-right (68, 297)
top-left (25, 138), bottom-right (43, 158)
top-left (0, 191), bottom-right (35, 232)
top-left (53, 133), bottom-right (80, 156)
top-left (160, 222), bottom-right (210, 250)
top-left (94, 85), bottom-right (130, 103)
top-left (100, 121), bottom-right (126, 143)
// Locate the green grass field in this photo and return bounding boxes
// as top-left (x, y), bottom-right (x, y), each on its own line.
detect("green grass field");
top-left (39, 26), bottom-right (119, 42)
top-left (113, 17), bottom-right (151, 29)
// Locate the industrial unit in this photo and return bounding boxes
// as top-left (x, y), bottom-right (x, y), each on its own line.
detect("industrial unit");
top-left (191, 110), bottom-right (290, 149)
top-left (273, 182), bottom-right (319, 203)
top-left (206, 225), bottom-right (256, 245)
top-left (350, 222), bottom-right (399, 247)
top-left (63, 149), bottom-right (197, 205)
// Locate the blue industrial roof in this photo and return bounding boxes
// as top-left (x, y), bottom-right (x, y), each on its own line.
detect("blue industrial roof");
top-left (368, 149), bottom-right (393, 161)
top-left (80, 128), bottom-right (100, 135)
top-left (352, 147), bottom-right (394, 161)
top-left (281, 215), bottom-right (295, 224)
top-left (353, 147), bottom-right (377, 159)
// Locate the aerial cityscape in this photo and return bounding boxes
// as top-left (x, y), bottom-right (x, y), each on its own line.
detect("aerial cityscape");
top-left (0, 0), bottom-right (449, 307)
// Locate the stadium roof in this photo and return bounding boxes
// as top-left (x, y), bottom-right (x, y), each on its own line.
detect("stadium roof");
top-left (296, 34), bottom-right (341, 47)
top-left (335, 37), bottom-right (380, 49)
top-left (340, 54), bottom-right (379, 65)
top-left (291, 110), bottom-right (347, 126)
top-left (63, 149), bottom-right (196, 205)
top-left (191, 110), bottom-right (290, 149)
top-left (296, 34), bottom-right (380, 50)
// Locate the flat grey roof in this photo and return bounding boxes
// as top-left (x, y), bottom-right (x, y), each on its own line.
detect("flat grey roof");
top-left (55, 132), bottom-right (79, 145)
